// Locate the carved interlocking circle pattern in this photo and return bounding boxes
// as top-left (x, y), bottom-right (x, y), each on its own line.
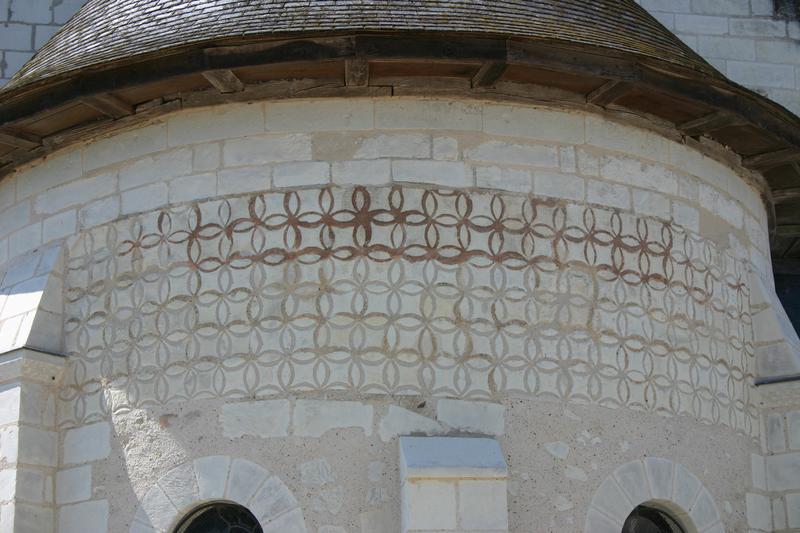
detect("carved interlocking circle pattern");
top-left (62, 186), bottom-right (756, 435)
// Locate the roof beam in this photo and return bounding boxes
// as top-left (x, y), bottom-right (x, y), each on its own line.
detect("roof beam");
top-left (775, 224), bottom-right (800, 237)
top-left (345, 57), bottom-right (369, 87)
top-left (772, 187), bottom-right (800, 204)
top-left (586, 80), bottom-right (631, 106)
top-left (0, 128), bottom-right (41, 150)
top-left (81, 93), bottom-right (134, 119)
top-left (744, 148), bottom-right (800, 170)
top-left (678, 111), bottom-right (742, 136)
top-left (202, 69), bottom-right (245, 93)
top-left (471, 61), bottom-right (508, 88)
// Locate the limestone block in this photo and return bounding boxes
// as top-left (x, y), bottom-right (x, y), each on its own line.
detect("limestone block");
top-left (689, 487), bottom-right (720, 531)
top-left (591, 476), bottom-right (635, 524)
top-left (169, 173), bottom-right (217, 203)
top-left (483, 104), bottom-right (585, 144)
top-left (0, 201), bottom-right (31, 239)
top-left (534, 171), bottom-right (584, 202)
top-left (226, 458), bottom-right (270, 504)
top-left (787, 493), bottom-right (800, 528)
top-left (0, 387), bottom-right (20, 426)
top-left (135, 484), bottom-right (177, 531)
top-left (217, 166), bottom-right (271, 196)
top-left (194, 456), bottom-right (230, 500)
top-left (474, 166), bottom-right (532, 193)
top-left (331, 160), bottom-right (391, 186)
top-left (672, 463), bottom-right (702, 512)
top-left (378, 405), bottom-right (443, 442)
top-left (58, 500), bottom-right (108, 533)
top-left (17, 426), bottom-right (56, 467)
top-left (261, 507), bottom-right (306, 533)
top-left (0, 426), bottom-right (19, 464)
top-left (55, 465), bottom-right (91, 505)
top-left (14, 502), bottom-right (53, 533)
top-left (15, 469), bottom-right (44, 504)
top-left (157, 461), bottom-right (199, 515)
top-left (391, 160), bottom-right (471, 187)
top-left (293, 400), bottom-right (373, 437)
top-left (746, 492), bottom-right (772, 531)
top-left (354, 134), bottom-right (430, 160)
top-left (85, 124), bottom-right (167, 171)
top-left (249, 476), bottom-right (298, 524)
top-left (0, 470), bottom-right (15, 503)
top-left (433, 137), bottom-right (459, 161)
top-left (375, 100), bottom-right (482, 131)
top-left (613, 460), bottom-right (651, 505)
top-left (400, 436), bottom-right (507, 481)
top-left (583, 507), bottom-right (621, 533)
top-left (299, 458), bottom-right (334, 486)
top-left (168, 104), bottom-right (264, 146)
top-left (266, 99), bottom-right (373, 132)
top-left (774, 497), bottom-right (787, 531)
top-left (273, 162), bottom-right (330, 188)
top-left (193, 142), bottom-right (221, 172)
top-left (78, 196), bottom-right (120, 229)
top-left (587, 116), bottom-right (669, 164)
top-left (62, 422), bottom-right (110, 465)
top-left (543, 441), bottom-right (569, 460)
top-left (9, 223), bottom-right (42, 257)
top-left (221, 399), bottom-right (291, 439)
top-left (767, 413), bottom-right (787, 452)
top-left (224, 134), bottom-right (312, 167)
top-left (119, 148), bottom-right (192, 190)
top-left (402, 480), bottom-right (457, 531)
top-left (599, 154), bottom-right (677, 195)
top-left (587, 180), bottom-right (631, 210)
top-left (35, 172), bottom-right (117, 215)
top-left (436, 399), bottom-right (504, 436)
top-left (767, 452), bottom-right (800, 491)
top-left (121, 183), bottom-right (168, 215)
top-left (458, 479), bottom-right (508, 530)
top-left (42, 210), bottom-right (77, 243)
top-left (751, 454), bottom-right (766, 490)
top-left (671, 201), bottom-right (700, 232)
top-left (18, 151), bottom-right (83, 200)
top-left (633, 189), bottom-right (670, 220)
top-left (560, 146), bottom-right (577, 172)
top-left (465, 141), bottom-right (559, 168)
top-left (788, 410), bottom-right (800, 450)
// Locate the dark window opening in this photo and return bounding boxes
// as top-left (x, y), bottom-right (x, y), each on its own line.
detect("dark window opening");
top-left (174, 502), bottom-right (263, 533)
top-left (774, 0), bottom-right (800, 19)
top-left (622, 505), bottom-right (687, 533)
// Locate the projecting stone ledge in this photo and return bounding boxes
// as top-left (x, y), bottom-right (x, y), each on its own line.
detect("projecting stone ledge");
top-left (399, 436), bottom-right (509, 533)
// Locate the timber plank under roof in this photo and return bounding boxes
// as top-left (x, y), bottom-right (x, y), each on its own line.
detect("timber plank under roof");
top-left (0, 0), bottom-right (799, 258)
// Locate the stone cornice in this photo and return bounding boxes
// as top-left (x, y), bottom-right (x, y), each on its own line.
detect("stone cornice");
top-left (0, 346), bottom-right (67, 386)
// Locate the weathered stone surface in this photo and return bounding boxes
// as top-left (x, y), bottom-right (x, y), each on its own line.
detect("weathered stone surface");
top-left (62, 422), bottom-right (110, 465)
top-left (378, 405), bottom-right (443, 442)
top-left (293, 400), bottom-right (373, 438)
top-left (436, 399), bottom-right (504, 435)
top-left (222, 400), bottom-right (291, 439)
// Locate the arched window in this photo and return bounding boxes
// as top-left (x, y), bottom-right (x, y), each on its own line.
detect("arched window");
top-left (174, 502), bottom-right (263, 533)
top-left (622, 504), bottom-right (687, 533)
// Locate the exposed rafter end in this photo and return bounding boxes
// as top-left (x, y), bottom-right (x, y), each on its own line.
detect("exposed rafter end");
top-left (772, 187), bottom-right (800, 204)
top-left (0, 128), bottom-right (41, 150)
top-left (202, 69), bottom-right (245, 94)
top-left (585, 80), bottom-right (631, 106)
top-left (775, 224), bottom-right (800, 237)
top-left (744, 148), bottom-right (800, 170)
top-left (471, 61), bottom-right (508, 88)
top-left (81, 93), bottom-right (134, 119)
top-left (345, 57), bottom-right (369, 87)
top-left (678, 111), bottom-right (742, 137)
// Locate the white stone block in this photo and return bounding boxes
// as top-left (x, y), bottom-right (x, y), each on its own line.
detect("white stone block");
top-left (17, 426), bottom-right (56, 467)
top-left (266, 99), bottom-right (373, 131)
top-left (560, 146), bottom-right (577, 172)
top-left (475, 166), bottom-right (532, 193)
top-left (730, 17), bottom-right (787, 37)
top-left (774, 496), bottom-right (787, 530)
top-left (169, 172), bottom-right (217, 203)
top-left (402, 480), bottom-right (457, 532)
top-left (18, 150), bottom-right (83, 200)
top-left (0, 201), bottom-right (30, 238)
top-left (226, 458), bottom-right (269, 504)
top-left (16, 469), bottom-right (45, 504)
top-left (331, 159), bottom-right (391, 186)
top-left (222, 399), bottom-right (291, 439)
top-left (157, 461), bottom-right (199, 514)
top-left (788, 411), bottom-right (800, 450)
top-left (577, 148), bottom-right (600, 176)
top-left (599, 154), bottom-right (677, 195)
top-left (436, 399), bottom-right (504, 436)
top-left (217, 166), bottom-right (271, 195)
top-left (674, 13), bottom-right (728, 34)
top-left (42, 209), bottom-right (76, 243)
top-left (689, 487), bottom-right (719, 531)
top-left (273, 162), bottom-right (330, 188)
top-left (587, 180), bottom-right (631, 210)
top-left (392, 160), bottom-right (471, 188)
top-left (224, 134), bottom-right (312, 167)
top-left (614, 460), bottom-right (651, 505)
top-left (79, 196), bottom-right (120, 229)
top-left (751, 454), bottom-right (766, 490)
top-left (14, 502), bottom-right (53, 533)
top-left (9, 223), bottom-right (42, 257)
top-left (400, 436), bottom-right (507, 480)
top-left (746, 492), bottom-right (772, 531)
top-left (58, 500), bottom-right (108, 533)
top-left (483, 104), bottom-right (585, 144)
top-left (293, 400), bottom-right (373, 437)
top-left (767, 452), bottom-right (800, 491)
top-left (458, 479), bottom-right (508, 531)
top-left (249, 475), bottom-right (298, 523)
top-left (193, 142), bottom-right (221, 172)
top-left (378, 405), bottom-right (443, 442)
top-left (534, 171), bottom-right (584, 201)
top-left (0, 470), bottom-right (15, 503)
top-left (261, 507), bottom-right (306, 533)
top-left (672, 201), bottom-right (700, 232)
top-left (0, 426), bottom-right (18, 464)
top-left (767, 412), bottom-right (787, 452)
top-left (354, 134), bottom-right (430, 160)
top-left (433, 137), bottom-right (459, 161)
top-left (194, 456), bottom-right (230, 500)
top-left (698, 35), bottom-right (756, 60)
top-left (788, 493), bottom-right (800, 528)
top-left (645, 458), bottom-right (674, 500)
top-left (85, 124), bottom-right (167, 171)
top-left (135, 485), bottom-right (177, 531)
top-left (62, 422), bottom-right (110, 465)
top-left (56, 466), bottom-right (91, 505)
top-left (121, 183), bottom-right (168, 215)
top-left (169, 104), bottom-right (264, 146)
top-left (728, 61), bottom-right (796, 89)
top-left (8, 0), bottom-right (51, 23)
top-left (35, 172), bottom-right (117, 215)
top-left (633, 189), bottom-right (670, 219)
top-left (119, 148), bottom-right (192, 191)
top-left (375, 100), bottom-right (482, 131)
top-left (465, 140), bottom-right (559, 168)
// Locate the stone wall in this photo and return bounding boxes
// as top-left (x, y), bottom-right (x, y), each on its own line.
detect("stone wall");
top-left (2, 0), bottom-right (798, 117)
top-left (0, 97), bottom-right (779, 531)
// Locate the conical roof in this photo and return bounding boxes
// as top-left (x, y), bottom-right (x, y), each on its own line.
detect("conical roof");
top-left (6, 0), bottom-right (715, 92)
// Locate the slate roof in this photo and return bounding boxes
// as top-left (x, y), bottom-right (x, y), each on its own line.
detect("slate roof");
top-left (4, 0), bottom-right (717, 92)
